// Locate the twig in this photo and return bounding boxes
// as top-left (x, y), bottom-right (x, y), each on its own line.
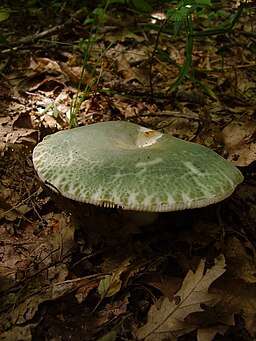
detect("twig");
top-left (0, 18), bottom-right (76, 53)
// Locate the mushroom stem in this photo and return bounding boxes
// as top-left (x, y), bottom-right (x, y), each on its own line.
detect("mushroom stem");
top-left (120, 210), bottom-right (158, 226)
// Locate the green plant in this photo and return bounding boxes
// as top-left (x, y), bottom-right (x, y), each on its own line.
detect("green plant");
top-left (0, 8), bottom-right (10, 48)
top-left (165, 0), bottom-right (213, 93)
top-left (130, 0), bottom-right (152, 12)
top-left (69, 0), bottom-right (131, 127)
top-left (149, 0), bottom-right (248, 94)
top-left (69, 4), bottom-right (108, 127)
top-left (0, 8), bottom-right (9, 22)
top-left (69, 0), bottom-right (155, 127)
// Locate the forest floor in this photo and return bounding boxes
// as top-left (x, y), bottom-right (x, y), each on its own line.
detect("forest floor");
top-left (0, 1), bottom-right (256, 340)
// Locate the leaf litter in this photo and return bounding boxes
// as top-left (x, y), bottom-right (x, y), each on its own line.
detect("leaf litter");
top-left (136, 255), bottom-right (226, 340)
top-left (0, 1), bottom-right (256, 340)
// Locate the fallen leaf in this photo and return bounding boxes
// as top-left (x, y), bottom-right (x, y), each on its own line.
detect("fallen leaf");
top-left (225, 236), bottom-right (256, 283)
top-left (97, 330), bottom-right (117, 341)
top-left (0, 8), bottom-right (10, 23)
top-left (197, 324), bottom-right (230, 341)
top-left (98, 259), bottom-right (130, 298)
top-left (75, 279), bottom-right (100, 304)
top-left (46, 213), bottom-right (75, 263)
top-left (222, 120), bottom-right (256, 166)
top-left (0, 324), bottom-right (35, 341)
top-left (11, 275), bottom-right (101, 324)
top-left (212, 277), bottom-right (256, 335)
top-left (136, 255), bottom-right (226, 341)
top-left (116, 54), bottom-right (147, 83)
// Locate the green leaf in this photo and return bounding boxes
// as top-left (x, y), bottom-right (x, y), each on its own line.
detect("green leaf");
top-left (97, 330), bottom-right (116, 341)
top-left (98, 259), bottom-right (130, 298)
top-left (93, 7), bottom-right (105, 17)
top-left (131, 0), bottom-right (152, 12)
top-left (107, 0), bottom-right (125, 4)
top-left (216, 9), bottom-right (228, 17)
top-left (195, 0), bottom-right (212, 5)
top-left (0, 8), bottom-right (10, 22)
top-left (0, 33), bottom-right (10, 47)
top-left (83, 18), bottom-right (95, 25)
top-left (98, 274), bottom-right (122, 298)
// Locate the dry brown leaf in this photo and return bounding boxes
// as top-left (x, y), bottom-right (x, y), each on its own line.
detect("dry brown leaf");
top-left (0, 324), bottom-right (35, 341)
top-left (75, 279), bottom-right (100, 304)
top-left (116, 54), bottom-right (146, 83)
top-left (46, 213), bottom-right (75, 263)
top-left (213, 277), bottom-right (256, 335)
top-left (197, 324), bottom-right (230, 341)
top-left (0, 116), bottom-right (15, 154)
top-left (29, 58), bottom-right (63, 75)
top-left (11, 264), bottom-right (68, 324)
top-left (11, 274), bottom-right (101, 324)
top-left (4, 129), bottom-right (38, 147)
top-left (59, 62), bottom-right (88, 85)
top-left (136, 255), bottom-right (226, 341)
top-left (0, 212), bottom-right (77, 325)
top-left (225, 236), bottom-right (256, 283)
top-left (98, 259), bottom-right (130, 298)
top-left (222, 120), bottom-right (256, 166)
top-left (97, 330), bottom-right (117, 341)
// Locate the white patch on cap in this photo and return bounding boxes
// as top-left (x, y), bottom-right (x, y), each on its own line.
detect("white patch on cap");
top-left (127, 192), bottom-right (138, 206)
top-left (137, 127), bottom-right (163, 148)
top-left (183, 161), bottom-right (201, 175)
top-left (136, 157), bottom-right (162, 169)
top-left (167, 195), bottom-right (175, 205)
top-left (182, 192), bottom-right (192, 203)
top-left (91, 188), bottom-right (103, 201)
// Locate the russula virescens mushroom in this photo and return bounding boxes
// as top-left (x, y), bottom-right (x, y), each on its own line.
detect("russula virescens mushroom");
top-left (33, 121), bottom-right (243, 225)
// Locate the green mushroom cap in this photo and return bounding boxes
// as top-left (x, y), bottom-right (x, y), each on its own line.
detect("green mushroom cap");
top-left (33, 121), bottom-right (243, 212)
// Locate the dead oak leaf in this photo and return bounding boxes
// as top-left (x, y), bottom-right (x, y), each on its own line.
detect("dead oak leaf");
top-left (116, 54), bottom-right (147, 84)
top-left (197, 324), bottom-right (231, 341)
top-left (136, 255), bottom-right (226, 341)
top-left (212, 277), bottom-right (256, 335)
top-left (225, 236), bottom-right (256, 283)
top-left (222, 120), bottom-right (256, 167)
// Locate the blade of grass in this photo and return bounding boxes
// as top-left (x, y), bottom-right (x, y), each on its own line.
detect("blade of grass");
top-left (166, 14), bottom-right (194, 93)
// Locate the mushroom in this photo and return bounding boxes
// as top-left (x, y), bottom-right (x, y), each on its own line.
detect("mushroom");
top-left (33, 121), bottom-right (243, 225)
